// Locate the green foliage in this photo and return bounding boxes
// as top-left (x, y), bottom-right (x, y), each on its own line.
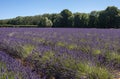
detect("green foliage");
top-left (92, 49), bottom-right (101, 55)
top-left (99, 6), bottom-right (120, 28)
top-left (60, 9), bottom-right (72, 18)
top-left (87, 66), bottom-right (113, 79)
top-left (67, 44), bottom-right (77, 50)
top-left (74, 13), bottom-right (82, 27)
top-left (30, 50), bottom-right (55, 64)
top-left (105, 52), bottom-right (120, 63)
top-left (0, 6), bottom-right (120, 28)
top-left (76, 62), bottom-right (113, 79)
top-left (74, 13), bottom-right (89, 27)
top-left (60, 9), bottom-right (73, 27)
top-left (115, 15), bottom-right (120, 28)
top-left (22, 44), bottom-right (35, 58)
top-left (57, 42), bottom-right (66, 47)
top-left (38, 17), bottom-right (53, 27)
top-left (42, 51), bottom-right (55, 62)
top-left (89, 11), bottom-right (99, 28)
top-left (6, 43), bottom-right (35, 59)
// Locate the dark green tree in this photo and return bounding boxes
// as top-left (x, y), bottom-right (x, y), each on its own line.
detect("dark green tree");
top-left (115, 14), bottom-right (120, 28)
top-left (89, 11), bottom-right (99, 28)
top-left (0, 6), bottom-right (120, 28)
top-left (74, 13), bottom-right (82, 27)
top-left (74, 13), bottom-right (89, 28)
top-left (68, 15), bottom-right (74, 27)
top-left (99, 6), bottom-right (119, 28)
top-left (38, 17), bottom-right (53, 27)
top-left (32, 15), bottom-right (42, 25)
top-left (60, 9), bottom-right (72, 27)
top-left (53, 14), bottom-right (62, 27)
top-left (7, 19), bottom-right (16, 25)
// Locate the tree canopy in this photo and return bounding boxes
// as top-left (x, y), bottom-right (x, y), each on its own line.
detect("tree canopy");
top-left (0, 6), bottom-right (120, 28)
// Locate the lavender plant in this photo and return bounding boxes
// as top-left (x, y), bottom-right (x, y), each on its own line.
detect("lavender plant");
top-left (0, 28), bottom-right (120, 79)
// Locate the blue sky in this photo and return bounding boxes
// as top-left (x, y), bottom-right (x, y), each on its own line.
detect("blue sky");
top-left (0, 0), bottom-right (120, 19)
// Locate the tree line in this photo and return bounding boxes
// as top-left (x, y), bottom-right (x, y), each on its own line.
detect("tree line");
top-left (0, 6), bottom-right (120, 28)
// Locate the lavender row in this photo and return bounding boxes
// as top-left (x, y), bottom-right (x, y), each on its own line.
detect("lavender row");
top-left (0, 28), bottom-right (120, 79)
top-left (0, 51), bottom-right (41, 79)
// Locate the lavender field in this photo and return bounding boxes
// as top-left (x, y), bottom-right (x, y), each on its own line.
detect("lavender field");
top-left (0, 28), bottom-right (120, 79)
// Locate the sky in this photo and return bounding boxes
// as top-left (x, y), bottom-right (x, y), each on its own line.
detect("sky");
top-left (0, 0), bottom-right (120, 19)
